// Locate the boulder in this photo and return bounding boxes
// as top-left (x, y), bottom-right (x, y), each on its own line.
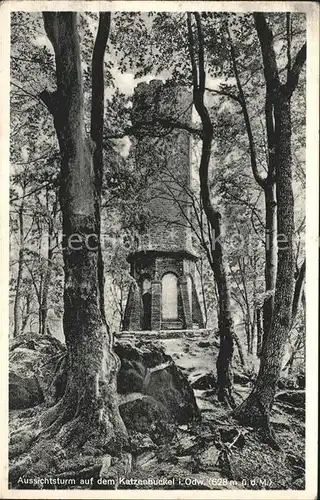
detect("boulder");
top-left (9, 336), bottom-right (199, 429)
top-left (191, 373), bottom-right (216, 390)
top-left (277, 377), bottom-right (297, 390)
top-left (198, 445), bottom-right (220, 471)
top-left (275, 390), bottom-right (305, 408)
top-left (9, 334), bottom-right (67, 409)
top-left (9, 372), bottom-right (44, 410)
top-left (233, 371), bottom-right (251, 385)
top-left (197, 341), bottom-right (211, 348)
top-left (114, 342), bottom-right (200, 424)
top-left (120, 395), bottom-right (172, 433)
top-left (119, 395), bottom-right (176, 445)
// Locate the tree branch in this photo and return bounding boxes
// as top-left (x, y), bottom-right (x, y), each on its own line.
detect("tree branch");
top-left (105, 118), bottom-right (202, 140)
top-left (226, 25), bottom-right (266, 189)
top-left (285, 42), bottom-right (306, 96)
top-left (39, 89), bottom-right (59, 115)
top-left (286, 13), bottom-right (292, 75)
top-left (194, 12), bottom-right (205, 93)
top-left (91, 12), bottom-right (111, 146)
top-left (187, 13), bottom-right (198, 90)
top-left (253, 13), bottom-right (280, 93)
top-left (205, 87), bottom-right (241, 103)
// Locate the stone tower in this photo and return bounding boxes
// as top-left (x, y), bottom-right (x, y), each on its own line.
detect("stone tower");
top-left (123, 80), bottom-right (204, 331)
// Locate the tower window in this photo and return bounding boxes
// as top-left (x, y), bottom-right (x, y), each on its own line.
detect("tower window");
top-left (162, 273), bottom-right (178, 320)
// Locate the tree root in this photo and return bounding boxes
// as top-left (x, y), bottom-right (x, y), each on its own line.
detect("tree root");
top-left (9, 385), bottom-right (129, 488)
top-left (257, 427), bottom-right (283, 451)
top-left (232, 394), bottom-right (284, 450)
top-left (217, 386), bottom-right (236, 409)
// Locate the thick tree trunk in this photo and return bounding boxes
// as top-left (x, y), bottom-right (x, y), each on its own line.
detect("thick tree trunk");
top-left (262, 183), bottom-right (277, 347)
top-left (39, 12), bottom-right (127, 452)
top-left (13, 197), bottom-right (25, 337)
top-left (233, 13), bottom-right (305, 433)
top-left (234, 96), bottom-right (295, 430)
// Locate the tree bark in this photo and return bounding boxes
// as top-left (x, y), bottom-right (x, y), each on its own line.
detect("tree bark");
top-left (256, 307), bottom-right (263, 356)
top-left (13, 193), bottom-right (25, 338)
top-left (40, 188), bottom-right (57, 335)
top-left (20, 293), bottom-right (31, 334)
top-left (39, 12), bottom-right (127, 452)
top-left (234, 13), bottom-right (305, 431)
top-left (291, 258), bottom-right (306, 327)
top-left (187, 13), bottom-right (235, 406)
top-left (262, 183), bottom-right (277, 347)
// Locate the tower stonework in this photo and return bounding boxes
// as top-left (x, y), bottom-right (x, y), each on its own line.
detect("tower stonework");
top-left (123, 80), bottom-right (204, 331)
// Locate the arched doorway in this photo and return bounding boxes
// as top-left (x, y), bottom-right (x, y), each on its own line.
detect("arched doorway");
top-left (162, 273), bottom-right (178, 320)
top-left (141, 278), bottom-right (151, 330)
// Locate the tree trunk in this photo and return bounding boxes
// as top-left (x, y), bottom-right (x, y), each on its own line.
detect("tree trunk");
top-left (262, 183), bottom-right (277, 346)
top-left (196, 258), bottom-right (208, 328)
top-left (234, 331), bottom-right (245, 368)
top-left (291, 258), bottom-right (306, 327)
top-left (250, 309), bottom-right (256, 355)
top-left (40, 188), bottom-right (58, 335)
top-left (234, 96), bottom-right (295, 430)
top-left (256, 307), bottom-right (263, 356)
top-left (13, 196), bottom-right (25, 337)
top-left (39, 12), bottom-right (127, 452)
top-left (211, 234), bottom-right (235, 405)
top-left (233, 13), bottom-right (305, 433)
top-left (187, 13), bottom-right (235, 406)
top-left (40, 227), bottom-right (53, 336)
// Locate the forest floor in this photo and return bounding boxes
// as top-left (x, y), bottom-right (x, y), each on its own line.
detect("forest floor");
top-left (113, 337), bottom-right (305, 490)
top-left (9, 334), bottom-right (305, 491)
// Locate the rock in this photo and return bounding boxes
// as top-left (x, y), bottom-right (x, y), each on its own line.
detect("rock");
top-left (135, 451), bottom-right (158, 469)
top-left (198, 445), bottom-right (220, 470)
top-left (176, 455), bottom-right (191, 468)
top-left (233, 371), bottom-right (250, 385)
top-left (9, 372), bottom-right (44, 410)
top-left (9, 336), bottom-right (198, 432)
top-left (129, 433), bottom-right (157, 453)
top-left (115, 342), bottom-right (199, 424)
top-left (178, 424), bottom-right (188, 431)
top-left (201, 389), bottom-right (216, 398)
top-left (99, 453), bottom-right (132, 485)
top-left (275, 390), bottom-right (305, 408)
top-left (278, 377), bottom-right (297, 390)
top-left (191, 373), bottom-right (216, 390)
top-left (9, 428), bottom-right (40, 459)
top-left (119, 395), bottom-right (175, 444)
top-left (285, 453), bottom-right (305, 470)
top-left (176, 432), bottom-right (198, 455)
top-left (219, 427), bottom-right (246, 449)
top-left (156, 444), bottom-right (178, 464)
top-left (197, 341), bottom-right (211, 348)
top-left (291, 477), bottom-right (305, 489)
top-left (9, 333), bottom-right (67, 409)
